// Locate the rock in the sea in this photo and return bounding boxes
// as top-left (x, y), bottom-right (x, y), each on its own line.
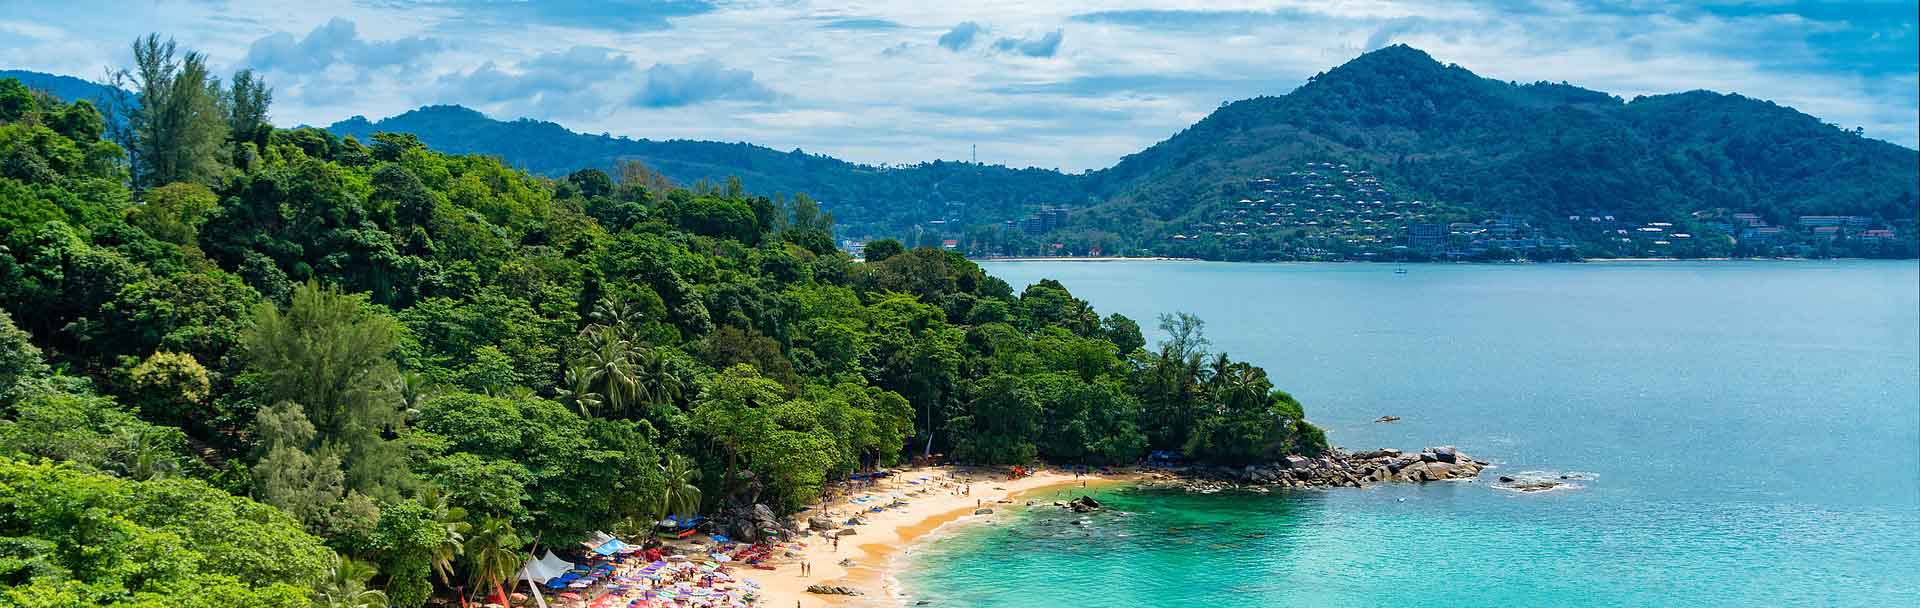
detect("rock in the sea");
top-left (807, 585), bottom-right (864, 596)
top-left (973, 508), bottom-right (994, 515)
top-left (1067, 496), bottom-right (1103, 513)
top-left (1505, 480), bottom-right (1563, 492)
top-left (1428, 446), bottom-right (1459, 463)
top-left (1498, 475), bottom-right (1516, 483)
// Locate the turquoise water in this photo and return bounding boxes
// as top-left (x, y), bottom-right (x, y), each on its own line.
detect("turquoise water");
top-left (902, 261), bottom-right (1920, 607)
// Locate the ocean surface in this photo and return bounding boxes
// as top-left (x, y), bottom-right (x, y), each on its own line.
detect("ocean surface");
top-left (900, 260), bottom-right (1920, 607)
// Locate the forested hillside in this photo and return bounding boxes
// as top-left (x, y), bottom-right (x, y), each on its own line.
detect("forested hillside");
top-left (327, 106), bottom-right (1095, 239)
top-left (0, 36), bottom-right (1323, 607)
top-left (1066, 45), bottom-right (1918, 259)
top-left (0, 70), bottom-right (125, 110)
top-left (19, 44), bottom-right (1912, 260)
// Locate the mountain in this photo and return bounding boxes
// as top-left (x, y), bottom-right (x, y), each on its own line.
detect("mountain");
top-left (13, 46), bottom-right (1916, 258)
top-left (0, 69), bottom-right (125, 107)
top-left (325, 106), bottom-right (1093, 238)
top-left (1069, 45), bottom-right (1918, 259)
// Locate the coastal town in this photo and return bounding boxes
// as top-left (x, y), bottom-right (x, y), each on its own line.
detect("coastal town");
top-left (862, 161), bottom-right (1913, 262)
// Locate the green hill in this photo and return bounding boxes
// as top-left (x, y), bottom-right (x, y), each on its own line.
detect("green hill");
top-left (1069, 45), bottom-right (1918, 259)
top-left (326, 106), bottom-right (1095, 238)
top-left (0, 69), bottom-right (127, 107)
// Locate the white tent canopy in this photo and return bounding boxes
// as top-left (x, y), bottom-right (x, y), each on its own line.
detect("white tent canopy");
top-left (517, 550), bottom-right (576, 585)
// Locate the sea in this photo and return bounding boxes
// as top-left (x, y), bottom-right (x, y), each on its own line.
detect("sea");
top-left (899, 260), bottom-right (1920, 607)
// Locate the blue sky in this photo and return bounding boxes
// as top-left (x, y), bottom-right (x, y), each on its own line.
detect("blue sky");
top-left (1, 0), bottom-right (1913, 171)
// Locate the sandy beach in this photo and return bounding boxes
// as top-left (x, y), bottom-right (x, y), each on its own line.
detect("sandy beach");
top-left (741, 467), bottom-right (1134, 608)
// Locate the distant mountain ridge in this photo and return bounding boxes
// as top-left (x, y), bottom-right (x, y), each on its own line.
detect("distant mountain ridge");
top-left (10, 46), bottom-right (1916, 255)
top-left (0, 69), bottom-right (126, 107)
top-left (326, 106), bottom-right (1093, 237)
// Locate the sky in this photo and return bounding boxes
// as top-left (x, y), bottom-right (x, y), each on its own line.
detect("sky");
top-left (1, 0), bottom-right (1914, 171)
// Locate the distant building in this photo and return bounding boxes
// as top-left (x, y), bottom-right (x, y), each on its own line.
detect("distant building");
top-left (940, 239), bottom-right (959, 249)
top-left (1006, 206), bottom-right (1072, 236)
top-left (1407, 223), bottom-right (1446, 249)
top-left (1797, 215), bottom-right (1873, 228)
top-left (1739, 226), bottom-right (1785, 244)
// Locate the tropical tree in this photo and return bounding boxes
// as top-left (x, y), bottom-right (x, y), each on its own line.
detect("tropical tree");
top-left (313, 554), bottom-right (390, 608)
top-left (421, 489), bottom-right (471, 587)
top-left (631, 347), bottom-right (686, 407)
top-left (562, 364), bottom-right (604, 416)
top-left (590, 297), bottom-right (645, 340)
top-left (579, 337), bottom-right (637, 416)
top-left (464, 517), bottom-right (526, 605)
top-left (243, 281), bottom-right (412, 500)
top-left (658, 453), bottom-right (702, 521)
top-left (113, 426), bottom-right (181, 481)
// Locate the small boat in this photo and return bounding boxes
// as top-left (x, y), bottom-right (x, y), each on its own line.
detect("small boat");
top-left (1374, 415), bottom-right (1401, 423)
top-left (1393, 268), bottom-right (1408, 274)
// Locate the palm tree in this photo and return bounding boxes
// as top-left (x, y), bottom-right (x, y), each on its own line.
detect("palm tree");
top-left (421, 489), bottom-right (471, 587)
top-left (590, 297), bottom-right (645, 341)
top-left (116, 428), bottom-right (178, 481)
top-left (314, 554), bottom-right (390, 608)
top-left (630, 348), bottom-right (685, 408)
top-left (580, 338), bottom-right (638, 416)
top-left (398, 370), bottom-right (434, 417)
top-left (464, 517), bottom-right (526, 605)
top-left (658, 453), bottom-right (702, 521)
top-left (563, 365), bottom-right (604, 416)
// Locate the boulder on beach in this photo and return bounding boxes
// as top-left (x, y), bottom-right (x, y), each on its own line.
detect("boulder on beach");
top-left (836, 528), bottom-right (858, 537)
top-left (807, 516), bottom-right (834, 531)
top-left (807, 585), bottom-right (864, 596)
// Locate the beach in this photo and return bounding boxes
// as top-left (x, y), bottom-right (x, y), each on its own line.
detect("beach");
top-left (747, 467), bottom-right (1134, 607)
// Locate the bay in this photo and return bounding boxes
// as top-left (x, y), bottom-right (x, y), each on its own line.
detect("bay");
top-left (900, 260), bottom-right (1920, 607)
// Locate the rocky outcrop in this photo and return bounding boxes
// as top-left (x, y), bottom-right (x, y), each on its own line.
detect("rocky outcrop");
top-left (973, 508), bottom-right (994, 515)
top-left (1142, 446), bottom-right (1488, 491)
top-left (807, 585), bottom-right (864, 596)
top-left (721, 503), bottom-right (795, 542)
top-left (1067, 496), bottom-right (1102, 513)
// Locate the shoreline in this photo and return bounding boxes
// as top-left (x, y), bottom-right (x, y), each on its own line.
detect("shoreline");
top-left (970, 256), bottom-right (1199, 262)
top-left (967, 256), bottom-right (1911, 264)
top-left (751, 467), bottom-right (1136, 607)
top-left (751, 448), bottom-right (1488, 606)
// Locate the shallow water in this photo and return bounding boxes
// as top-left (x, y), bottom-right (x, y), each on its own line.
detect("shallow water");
top-left (901, 260), bottom-right (1920, 607)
